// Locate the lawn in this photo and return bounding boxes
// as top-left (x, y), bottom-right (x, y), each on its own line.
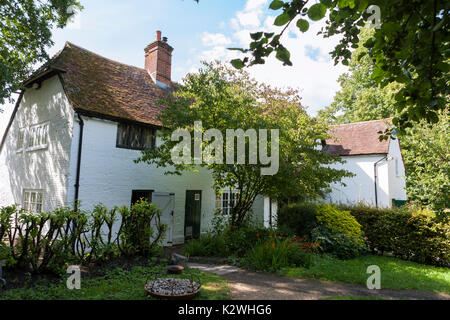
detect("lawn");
top-left (281, 254), bottom-right (450, 294)
top-left (0, 265), bottom-right (230, 300)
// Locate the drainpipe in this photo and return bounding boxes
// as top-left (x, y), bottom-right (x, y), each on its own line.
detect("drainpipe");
top-left (374, 156), bottom-right (387, 208)
top-left (74, 112), bottom-right (84, 211)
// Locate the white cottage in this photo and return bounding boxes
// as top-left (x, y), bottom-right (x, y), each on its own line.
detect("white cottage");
top-left (322, 120), bottom-right (407, 208)
top-left (0, 31), bottom-right (274, 246)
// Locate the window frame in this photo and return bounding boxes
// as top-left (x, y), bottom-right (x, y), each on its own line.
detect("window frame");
top-left (116, 122), bottom-right (156, 151)
top-left (26, 122), bottom-right (49, 152)
top-left (23, 189), bottom-right (44, 214)
top-left (216, 189), bottom-right (239, 215)
top-left (16, 127), bottom-right (26, 152)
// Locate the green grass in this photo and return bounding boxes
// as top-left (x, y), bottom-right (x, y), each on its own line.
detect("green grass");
top-left (281, 254), bottom-right (450, 294)
top-left (0, 266), bottom-right (230, 300)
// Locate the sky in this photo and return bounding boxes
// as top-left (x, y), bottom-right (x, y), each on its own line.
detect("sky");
top-left (0, 0), bottom-right (349, 136)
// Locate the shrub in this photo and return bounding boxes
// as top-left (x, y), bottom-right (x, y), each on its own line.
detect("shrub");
top-left (277, 202), bottom-right (318, 236)
top-left (0, 200), bottom-right (166, 274)
top-left (245, 237), bottom-right (314, 272)
top-left (277, 202), bottom-right (367, 259)
top-left (343, 204), bottom-right (450, 267)
top-left (184, 233), bottom-right (227, 257)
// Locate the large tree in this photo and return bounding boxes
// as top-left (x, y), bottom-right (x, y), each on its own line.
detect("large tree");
top-left (136, 63), bottom-right (350, 227)
top-left (0, 0), bottom-right (82, 105)
top-left (319, 28), bottom-right (449, 216)
top-left (317, 27), bottom-right (401, 124)
top-left (195, 0), bottom-right (449, 132)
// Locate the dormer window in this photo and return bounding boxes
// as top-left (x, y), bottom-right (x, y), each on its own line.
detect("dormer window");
top-left (116, 123), bottom-right (156, 150)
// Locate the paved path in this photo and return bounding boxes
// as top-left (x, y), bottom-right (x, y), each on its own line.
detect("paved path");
top-left (188, 263), bottom-right (450, 300)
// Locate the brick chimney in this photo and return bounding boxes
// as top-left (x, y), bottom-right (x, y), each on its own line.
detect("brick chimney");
top-left (145, 30), bottom-right (174, 89)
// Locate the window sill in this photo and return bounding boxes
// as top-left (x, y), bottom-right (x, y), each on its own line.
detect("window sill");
top-left (25, 145), bottom-right (49, 153)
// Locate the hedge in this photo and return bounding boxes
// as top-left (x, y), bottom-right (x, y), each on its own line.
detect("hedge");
top-left (341, 205), bottom-right (449, 267)
top-left (0, 200), bottom-right (166, 274)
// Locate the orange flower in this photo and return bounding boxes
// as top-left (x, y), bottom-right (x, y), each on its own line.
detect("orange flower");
top-left (272, 243), bottom-right (276, 248)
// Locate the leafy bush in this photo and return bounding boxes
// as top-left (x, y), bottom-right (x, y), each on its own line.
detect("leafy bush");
top-left (343, 204), bottom-right (450, 267)
top-left (277, 202), bottom-right (318, 236)
top-left (277, 202), bottom-right (367, 259)
top-left (245, 237), bottom-right (314, 272)
top-left (0, 200), bottom-right (166, 274)
top-left (184, 233), bottom-right (227, 257)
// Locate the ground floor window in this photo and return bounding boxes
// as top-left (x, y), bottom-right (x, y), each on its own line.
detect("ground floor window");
top-left (216, 189), bottom-right (239, 215)
top-left (131, 190), bottom-right (153, 206)
top-left (23, 190), bottom-right (43, 213)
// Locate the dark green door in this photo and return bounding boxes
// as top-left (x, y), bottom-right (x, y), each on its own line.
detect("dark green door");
top-left (185, 190), bottom-right (202, 240)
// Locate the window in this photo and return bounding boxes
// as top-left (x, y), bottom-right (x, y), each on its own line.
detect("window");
top-left (216, 189), bottom-right (239, 215)
top-left (23, 190), bottom-right (43, 213)
top-left (116, 123), bottom-right (156, 150)
top-left (27, 123), bottom-right (49, 151)
top-left (395, 158), bottom-right (400, 176)
top-left (17, 128), bottom-right (25, 151)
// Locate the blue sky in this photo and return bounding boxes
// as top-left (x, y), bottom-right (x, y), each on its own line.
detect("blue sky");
top-left (1, 0), bottom-right (349, 134)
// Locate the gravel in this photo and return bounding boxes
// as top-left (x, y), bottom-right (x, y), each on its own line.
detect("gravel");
top-left (146, 278), bottom-right (201, 296)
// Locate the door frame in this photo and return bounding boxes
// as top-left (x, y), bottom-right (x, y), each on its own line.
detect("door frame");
top-left (184, 190), bottom-right (202, 240)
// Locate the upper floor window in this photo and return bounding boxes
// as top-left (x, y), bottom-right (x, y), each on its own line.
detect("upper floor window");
top-left (26, 122), bottom-right (49, 151)
top-left (17, 128), bottom-right (25, 151)
top-left (116, 123), bottom-right (156, 150)
top-left (23, 190), bottom-right (43, 214)
top-left (216, 189), bottom-right (239, 215)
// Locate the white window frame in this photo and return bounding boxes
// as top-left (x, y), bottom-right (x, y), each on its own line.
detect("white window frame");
top-left (16, 127), bottom-right (26, 152)
top-left (216, 189), bottom-right (239, 215)
top-left (23, 190), bottom-right (44, 214)
top-left (26, 122), bottom-right (49, 152)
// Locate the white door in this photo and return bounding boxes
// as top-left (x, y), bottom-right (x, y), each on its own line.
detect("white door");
top-left (152, 192), bottom-right (175, 246)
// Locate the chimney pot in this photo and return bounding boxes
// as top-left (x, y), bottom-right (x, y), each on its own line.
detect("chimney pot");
top-left (156, 30), bottom-right (162, 41)
top-left (162, 37), bottom-right (168, 43)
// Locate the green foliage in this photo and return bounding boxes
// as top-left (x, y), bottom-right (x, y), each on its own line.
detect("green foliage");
top-left (345, 204), bottom-right (450, 267)
top-left (224, 0), bottom-right (449, 129)
top-left (0, 201), bottom-right (166, 274)
top-left (244, 238), bottom-right (313, 272)
top-left (136, 62), bottom-right (350, 227)
top-left (118, 200), bottom-right (166, 257)
top-left (277, 202), bottom-right (367, 259)
top-left (401, 109), bottom-right (449, 215)
top-left (277, 202), bottom-right (318, 236)
top-left (184, 233), bottom-right (227, 257)
top-left (0, 0), bottom-right (83, 103)
top-left (317, 27), bottom-right (401, 125)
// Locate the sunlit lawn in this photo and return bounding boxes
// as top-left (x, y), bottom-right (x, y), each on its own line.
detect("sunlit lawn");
top-left (281, 254), bottom-right (450, 294)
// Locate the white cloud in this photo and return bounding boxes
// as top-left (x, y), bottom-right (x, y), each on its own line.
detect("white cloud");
top-left (194, 0), bottom-right (348, 115)
top-left (201, 32), bottom-right (232, 47)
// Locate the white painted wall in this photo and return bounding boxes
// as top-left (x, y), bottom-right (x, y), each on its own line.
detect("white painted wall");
top-left (0, 76), bottom-right (74, 211)
top-left (325, 154), bottom-right (391, 208)
top-left (67, 116), bottom-right (267, 244)
top-left (387, 138), bottom-right (407, 202)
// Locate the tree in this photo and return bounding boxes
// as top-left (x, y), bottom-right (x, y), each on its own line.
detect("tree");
top-left (317, 27), bottom-right (401, 124)
top-left (0, 0), bottom-right (83, 105)
top-left (196, 0), bottom-right (449, 132)
top-left (136, 62), bottom-right (351, 227)
top-left (319, 27), bottom-right (449, 216)
top-left (401, 109), bottom-right (449, 217)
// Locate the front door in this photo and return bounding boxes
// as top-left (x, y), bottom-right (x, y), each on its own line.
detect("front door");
top-left (152, 192), bottom-right (175, 246)
top-left (185, 190), bottom-right (202, 240)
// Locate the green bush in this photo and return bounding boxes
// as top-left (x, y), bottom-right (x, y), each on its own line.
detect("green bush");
top-left (277, 202), bottom-right (318, 236)
top-left (0, 201), bottom-right (166, 274)
top-left (343, 204), bottom-right (450, 267)
top-left (184, 233), bottom-right (227, 257)
top-left (245, 238), bottom-right (313, 272)
top-left (277, 202), bottom-right (367, 259)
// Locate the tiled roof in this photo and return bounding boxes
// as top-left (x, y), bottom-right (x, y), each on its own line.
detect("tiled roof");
top-left (323, 119), bottom-right (391, 156)
top-left (40, 42), bottom-right (168, 126)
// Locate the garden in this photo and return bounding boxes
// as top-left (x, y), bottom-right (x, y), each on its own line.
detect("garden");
top-left (0, 201), bottom-right (229, 300)
top-left (184, 202), bottom-right (450, 295)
